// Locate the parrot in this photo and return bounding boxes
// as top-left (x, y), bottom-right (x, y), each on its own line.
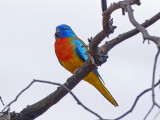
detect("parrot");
top-left (54, 24), bottom-right (118, 106)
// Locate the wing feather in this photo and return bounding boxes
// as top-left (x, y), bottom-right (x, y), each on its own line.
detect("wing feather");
top-left (75, 39), bottom-right (105, 84)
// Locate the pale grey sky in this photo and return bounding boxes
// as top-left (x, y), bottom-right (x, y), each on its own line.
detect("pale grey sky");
top-left (0, 0), bottom-right (160, 120)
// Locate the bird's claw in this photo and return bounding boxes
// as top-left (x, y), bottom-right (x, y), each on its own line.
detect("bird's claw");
top-left (81, 44), bottom-right (89, 48)
top-left (85, 51), bottom-right (96, 65)
top-left (88, 37), bottom-right (93, 43)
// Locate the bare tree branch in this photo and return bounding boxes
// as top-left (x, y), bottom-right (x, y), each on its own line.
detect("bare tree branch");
top-left (1, 79), bottom-right (103, 120)
top-left (89, 0), bottom-right (140, 65)
top-left (102, 0), bottom-right (140, 32)
top-left (105, 2), bottom-right (160, 119)
top-left (101, 11), bottom-right (160, 53)
top-left (126, 4), bottom-right (160, 48)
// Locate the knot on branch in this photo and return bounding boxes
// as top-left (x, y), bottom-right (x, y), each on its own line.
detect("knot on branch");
top-left (103, 18), bottom-right (117, 35)
top-left (0, 111), bottom-right (20, 120)
top-left (85, 37), bottom-right (108, 66)
top-left (94, 47), bottom-right (108, 66)
top-left (86, 48), bottom-right (108, 66)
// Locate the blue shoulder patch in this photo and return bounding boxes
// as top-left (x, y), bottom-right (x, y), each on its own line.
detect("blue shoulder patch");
top-left (75, 39), bottom-right (105, 84)
top-left (75, 40), bottom-right (88, 61)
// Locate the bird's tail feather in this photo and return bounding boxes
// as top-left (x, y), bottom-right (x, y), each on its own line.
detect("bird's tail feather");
top-left (83, 71), bottom-right (118, 107)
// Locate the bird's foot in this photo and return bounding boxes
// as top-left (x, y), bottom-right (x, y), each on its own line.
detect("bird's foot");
top-left (81, 44), bottom-right (89, 48)
top-left (85, 51), bottom-right (97, 66)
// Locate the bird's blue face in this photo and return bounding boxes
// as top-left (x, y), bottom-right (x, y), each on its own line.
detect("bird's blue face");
top-left (55, 24), bottom-right (76, 39)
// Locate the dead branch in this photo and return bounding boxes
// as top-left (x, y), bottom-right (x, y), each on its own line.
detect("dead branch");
top-left (102, 0), bottom-right (140, 32)
top-left (126, 3), bottom-right (160, 49)
top-left (101, 11), bottom-right (160, 53)
top-left (1, 79), bottom-right (103, 120)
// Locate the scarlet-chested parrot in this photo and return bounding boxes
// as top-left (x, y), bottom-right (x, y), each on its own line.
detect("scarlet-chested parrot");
top-left (54, 24), bottom-right (118, 106)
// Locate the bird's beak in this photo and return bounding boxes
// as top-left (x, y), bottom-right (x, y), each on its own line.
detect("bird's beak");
top-left (55, 28), bottom-right (61, 39)
top-left (55, 32), bottom-right (60, 39)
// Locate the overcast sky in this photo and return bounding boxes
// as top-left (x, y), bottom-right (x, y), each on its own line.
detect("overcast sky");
top-left (0, 0), bottom-right (160, 120)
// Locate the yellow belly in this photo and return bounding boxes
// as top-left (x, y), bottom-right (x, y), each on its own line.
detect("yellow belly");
top-left (61, 56), bottom-right (84, 73)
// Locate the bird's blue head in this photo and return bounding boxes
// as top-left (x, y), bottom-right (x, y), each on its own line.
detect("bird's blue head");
top-left (55, 24), bottom-right (76, 39)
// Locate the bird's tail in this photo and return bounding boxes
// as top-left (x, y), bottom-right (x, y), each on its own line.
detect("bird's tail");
top-left (83, 71), bottom-right (118, 107)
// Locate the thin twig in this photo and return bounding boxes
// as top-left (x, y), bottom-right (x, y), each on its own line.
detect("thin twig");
top-left (143, 105), bottom-right (154, 120)
top-left (126, 4), bottom-right (160, 48)
top-left (143, 50), bottom-right (160, 120)
top-left (0, 97), bottom-right (4, 106)
top-left (152, 50), bottom-right (160, 108)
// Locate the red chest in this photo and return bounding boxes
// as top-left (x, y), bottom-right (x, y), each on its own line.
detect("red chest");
top-left (55, 38), bottom-right (74, 62)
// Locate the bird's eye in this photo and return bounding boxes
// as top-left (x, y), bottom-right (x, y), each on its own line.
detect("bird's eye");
top-left (64, 28), bottom-right (67, 30)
